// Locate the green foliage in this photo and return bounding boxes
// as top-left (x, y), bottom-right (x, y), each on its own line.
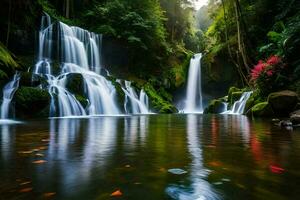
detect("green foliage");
top-left (144, 83), bottom-right (178, 113)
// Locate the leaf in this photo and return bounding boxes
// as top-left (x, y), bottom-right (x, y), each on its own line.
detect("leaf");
top-left (110, 190), bottom-right (122, 197)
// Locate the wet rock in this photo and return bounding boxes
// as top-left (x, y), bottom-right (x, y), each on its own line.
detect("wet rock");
top-left (250, 102), bottom-right (274, 117)
top-left (290, 110), bottom-right (300, 125)
top-left (14, 87), bottom-right (51, 118)
top-left (277, 120), bottom-right (293, 127)
top-left (268, 90), bottom-right (299, 116)
top-left (19, 72), bottom-right (47, 87)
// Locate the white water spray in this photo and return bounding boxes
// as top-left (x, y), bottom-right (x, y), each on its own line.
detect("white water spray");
top-left (183, 54), bottom-right (203, 113)
top-left (222, 91), bottom-right (253, 115)
top-left (0, 73), bottom-right (20, 119)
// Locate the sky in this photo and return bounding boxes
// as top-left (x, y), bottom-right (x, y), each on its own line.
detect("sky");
top-left (193, 0), bottom-right (209, 10)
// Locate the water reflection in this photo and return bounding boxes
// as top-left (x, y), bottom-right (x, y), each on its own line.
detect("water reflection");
top-left (0, 125), bottom-right (15, 161)
top-left (166, 115), bottom-right (220, 200)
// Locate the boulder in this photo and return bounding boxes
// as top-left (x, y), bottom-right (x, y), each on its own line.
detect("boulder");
top-left (250, 102), bottom-right (274, 117)
top-left (204, 99), bottom-right (226, 114)
top-left (290, 110), bottom-right (300, 125)
top-left (268, 90), bottom-right (299, 116)
top-left (14, 87), bottom-right (51, 118)
top-left (19, 72), bottom-right (47, 87)
top-left (65, 73), bottom-right (86, 97)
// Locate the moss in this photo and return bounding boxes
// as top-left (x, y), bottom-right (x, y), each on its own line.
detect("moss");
top-left (14, 87), bottom-right (51, 118)
top-left (250, 102), bottom-right (274, 117)
top-left (204, 99), bottom-right (226, 114)
top-left (65, 73), bottom-right (85, 97)
top-left (268, 90), bottom-right (299, 116)
top-left (231, 92), bottom-right (243, 105)
top-left (107, 76), bottom-right (125, 110)
top-left (75, 95), bottom-right (88, 108)
top-left (228, 87), bottom-right (241, 102)
top-left (144, 83), bottom-right (178, 113)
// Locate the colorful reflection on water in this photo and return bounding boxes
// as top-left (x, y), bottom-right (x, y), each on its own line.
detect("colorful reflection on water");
top-left (0, 115), bottom-right (300, 199)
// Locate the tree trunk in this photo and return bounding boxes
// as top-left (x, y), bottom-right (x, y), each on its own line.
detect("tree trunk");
top-left (65, 0), bottom-right (70, 18)
top-left (6, 0), bottom-right (12, 47)
top-left (234, 0), bottom-right (250, 85)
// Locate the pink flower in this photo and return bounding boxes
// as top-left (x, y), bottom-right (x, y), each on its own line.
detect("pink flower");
top-left (267, 55), bottom-right (281, 65)
top-left (266, 70), bottom-right (273, 76)
top-left (251, 60), bottom-right (267, 80)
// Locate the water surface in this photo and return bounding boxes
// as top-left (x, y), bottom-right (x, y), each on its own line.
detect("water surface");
top-left (1, 114), bottom-right (300, 199)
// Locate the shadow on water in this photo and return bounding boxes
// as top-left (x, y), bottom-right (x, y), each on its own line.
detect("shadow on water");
top-left (0, 115), bottom-right (300, 199)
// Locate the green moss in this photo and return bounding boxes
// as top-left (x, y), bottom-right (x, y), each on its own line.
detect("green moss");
top-left (144, 83), bottom-right (178, 113)
top-left (107, 76), bottom-right (125, 110)
top-left (14, 87), bottom-right (51, 118)
top-left (204, 99), bottom-right (225, 114)
top-left (250, 102), bottom-right (274, 117)
top-left (65, 73), bottom-right (85, 97)
top-left (75, 95), bottom-right (88, 108)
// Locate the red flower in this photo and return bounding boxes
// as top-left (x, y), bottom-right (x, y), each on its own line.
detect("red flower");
top-left (266, 70), bottom-right (273, 76)
top-left (251, 60), bottom-right (267, 80)
top-left (267, 55), bottom-right (281, 65)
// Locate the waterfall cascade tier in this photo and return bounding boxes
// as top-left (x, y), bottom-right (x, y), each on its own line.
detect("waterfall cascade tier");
top-left (0, 73), bottom-right (20, 120)
top-left (122, 81), bottom-right (150, 114)
top-left (222, 91), bottom-right (253, 115)
top-left (33, 13), bottom-right (150, 117)
top-left (183, 53), bottom-right (203, 113)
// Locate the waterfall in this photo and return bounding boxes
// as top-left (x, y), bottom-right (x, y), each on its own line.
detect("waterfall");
top-left (33, 13), bottom-right (150, 117)
top-left (222, 91), bottom-right (253, 115)
top-left (122, 81), bottom-right (150, 114)
top-left (183, 53), bottom-right (203, 113)
top-left (0, 73), bottom-right (20, 119)
top-left (34, 15), bottom-right (120, 117)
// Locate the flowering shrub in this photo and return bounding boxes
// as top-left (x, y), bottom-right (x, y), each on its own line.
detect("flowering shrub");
top-left (250, 55), bottom-right (289, 96)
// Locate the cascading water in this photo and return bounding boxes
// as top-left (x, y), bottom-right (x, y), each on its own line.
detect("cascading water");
top-left (34, 13), bottom-right (150, 117)
top-left (222, 91), bottom-right (253, 115)
top-left (122, 81), bottom-right (150, 114)
top-left (0, 73), bottom-right (20, 119)
top-left (183, 53), bottom-right (203, 113)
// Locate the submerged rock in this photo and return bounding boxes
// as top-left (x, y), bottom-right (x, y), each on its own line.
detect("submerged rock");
top-left (268, 90), bottom-right (299, 116)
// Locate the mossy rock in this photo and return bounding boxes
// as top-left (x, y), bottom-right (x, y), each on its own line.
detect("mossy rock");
top-left (144, 83), bottom-right (178, 114)
top-left (228, 87), bottom-right (241, 102)
top-left (19, 72), bottom-right (47, 87)
top-left (268, 90), bottom-right (299, 116)
top-left (65, 73), bottom-right (85, 97)
top-left (107, 76), bottom-right (125, 111)
top-left (230, 91), bottom-right (243, 106)
top-left (204, 99), bottom-right (226, 114)
top-left (250, 102), bottom-right (274, 117)
top-left (14, 87), bottom-right (51, 118)
top-left (75, 94), bottom-right (89, 108)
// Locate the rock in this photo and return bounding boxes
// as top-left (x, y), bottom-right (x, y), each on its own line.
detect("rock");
top-left (14, 87), bottom-right (51, 118)
top-left (277, 120), bottom-right (293, 127)
top-left (65, 73), bottom-right (86, 97)
top-left (19, 72), bottom-right (47, 87)
top-left (290, 110), bottom-right (300, 125)
top-left (268, 90), bottom-right (298, 116)
top-left (204, 99), bottom-right (226, 114)
top-left (230, 91), bottom-right (243, 106)
top-left (250, 102), bottom-right (274, 117)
